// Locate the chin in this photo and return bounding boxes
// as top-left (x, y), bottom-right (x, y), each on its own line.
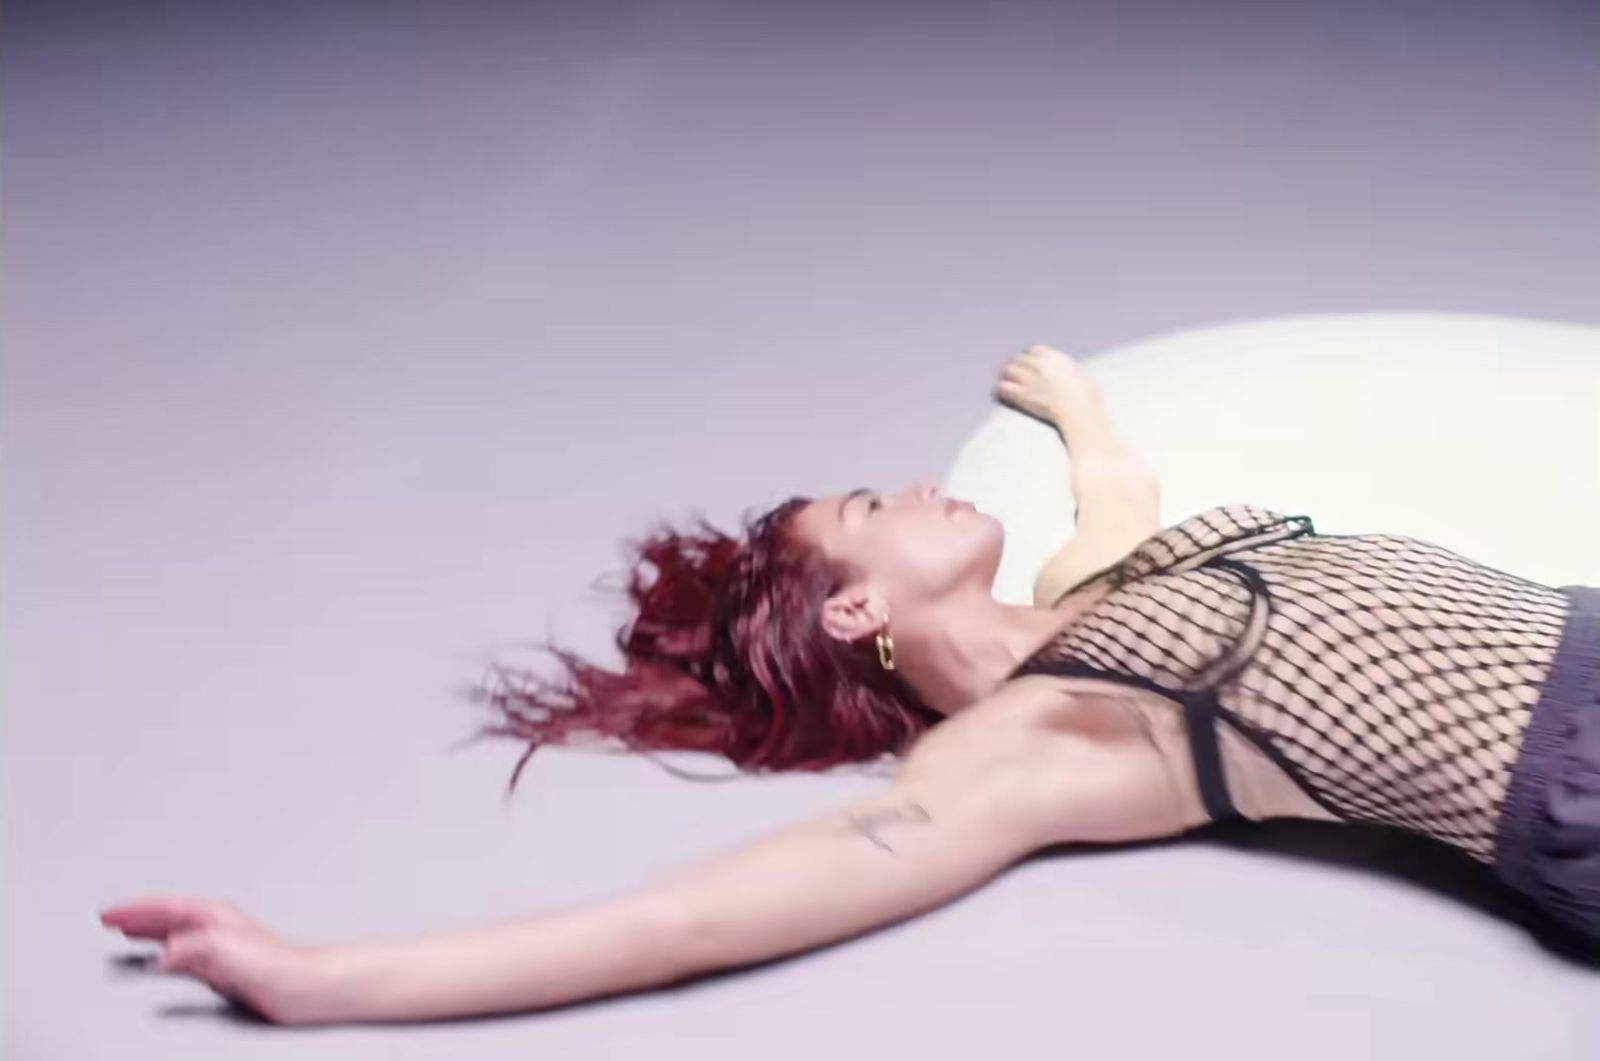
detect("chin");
top-left (968, 523), bottom-right (1005, 574)
top-left (972, 509), bottom-right (1003, 540)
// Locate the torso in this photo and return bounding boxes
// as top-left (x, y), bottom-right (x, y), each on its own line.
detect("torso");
top-left (1008, 577), bottom-right (1339, 831)
top-left (1006, 502), bottom-right (1572, 866)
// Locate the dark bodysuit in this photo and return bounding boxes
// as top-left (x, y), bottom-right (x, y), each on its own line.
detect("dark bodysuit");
top-left (1006, 503), bottom-right (1572, 867)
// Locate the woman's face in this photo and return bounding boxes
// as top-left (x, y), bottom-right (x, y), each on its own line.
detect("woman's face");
top-left (790, 481), bottom-right (1004, 641)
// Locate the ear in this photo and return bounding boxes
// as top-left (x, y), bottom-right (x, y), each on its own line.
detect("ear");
top-left (819, 583), bottom-right (889, 644)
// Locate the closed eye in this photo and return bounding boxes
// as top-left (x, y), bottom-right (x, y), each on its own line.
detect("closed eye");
top-left (867, 495), bottom-right (883, 514)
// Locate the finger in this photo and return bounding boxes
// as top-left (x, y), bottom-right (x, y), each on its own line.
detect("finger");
top-left (154, 928), bottom-right (215, 976)
top-left (101, 898), bottom-right (196, 938)
top-left (101, 897), bottom-right (222, 940)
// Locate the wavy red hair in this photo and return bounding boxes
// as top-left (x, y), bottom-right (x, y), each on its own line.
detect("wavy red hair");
top-left (466, 495), bottom-right (941, 795)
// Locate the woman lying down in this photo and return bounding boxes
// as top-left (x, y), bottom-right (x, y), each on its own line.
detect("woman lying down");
top-left (100, 345), bottom-right (1600, 1025)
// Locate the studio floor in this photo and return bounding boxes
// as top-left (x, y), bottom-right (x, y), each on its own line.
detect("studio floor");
top-left (5, 1), bottom-right (1598, 1057)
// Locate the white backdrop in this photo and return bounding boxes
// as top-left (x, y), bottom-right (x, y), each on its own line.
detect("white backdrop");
top-left (945, 312), bottom-right (1600, 605)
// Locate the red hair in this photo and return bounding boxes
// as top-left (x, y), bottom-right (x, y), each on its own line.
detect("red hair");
top-left (466, 495), bottom-right (941, 795)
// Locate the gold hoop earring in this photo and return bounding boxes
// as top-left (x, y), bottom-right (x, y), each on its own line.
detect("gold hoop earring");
top-left (875, 631), bottom-right (896, 671)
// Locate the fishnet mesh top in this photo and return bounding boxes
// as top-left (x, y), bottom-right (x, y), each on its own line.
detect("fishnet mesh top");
top-left (1008, 503), bottom-right (1572, 863)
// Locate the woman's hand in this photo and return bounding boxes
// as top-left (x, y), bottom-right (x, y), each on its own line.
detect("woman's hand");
top-left (100, 896), bottom-right (335, 1026)
top-left (993, 344), bottom-right (1101, 424)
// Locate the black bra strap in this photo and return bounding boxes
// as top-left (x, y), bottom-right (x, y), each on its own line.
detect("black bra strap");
top-left (1180, 689), bottom-right (1241, 822)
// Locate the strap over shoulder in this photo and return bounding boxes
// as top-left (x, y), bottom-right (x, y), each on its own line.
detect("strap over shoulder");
top-left (1109, 503), bottom-right (1316, 587)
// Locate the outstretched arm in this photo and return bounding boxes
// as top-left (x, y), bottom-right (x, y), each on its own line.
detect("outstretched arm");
top-left (995, 346), bottom-right (1162, 604)
top-left (101, 705), bottom-right (1081, 1026)
top-left (995, 345), bottom-right (1160, 521)
top-left (341, 775), bottom-right (1048, 1024)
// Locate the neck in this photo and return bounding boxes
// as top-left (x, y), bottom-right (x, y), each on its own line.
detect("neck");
top-left (889, 591), bottom-right (1073, 716)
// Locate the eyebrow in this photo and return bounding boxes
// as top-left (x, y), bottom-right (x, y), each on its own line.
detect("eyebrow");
top-left (839, 486), bottom-right (870, 524)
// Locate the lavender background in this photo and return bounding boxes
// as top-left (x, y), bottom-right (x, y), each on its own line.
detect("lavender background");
top-left (5, 1), bottom-right (1599, 1057)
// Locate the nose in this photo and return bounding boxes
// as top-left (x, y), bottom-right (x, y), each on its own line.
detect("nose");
top-left (914, 481), bottom-right (942, 505)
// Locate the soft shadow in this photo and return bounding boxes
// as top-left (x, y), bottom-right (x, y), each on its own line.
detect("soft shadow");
top-left (1042, 821), bottom-right (1600, 969)
top-left (155, 1000), bottom-right (276, 1026)
top-left (107, 952), bottom-right (156, 973)
top-left (105, 953), bottom-right (281, 1026)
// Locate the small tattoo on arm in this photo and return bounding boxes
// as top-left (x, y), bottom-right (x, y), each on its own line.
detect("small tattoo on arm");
top-left (845, 801), bottom-right (932, 854)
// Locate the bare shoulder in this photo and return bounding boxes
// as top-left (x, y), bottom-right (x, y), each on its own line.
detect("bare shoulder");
top-left (1031, 500), bottom-right (1161, 609)
top-left (951, 673), bottom-right (1338, 829)
top-left (897, 674), bottom-right (1208, 847)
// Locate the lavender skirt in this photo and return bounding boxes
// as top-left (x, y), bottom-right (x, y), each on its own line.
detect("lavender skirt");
top-left (1494, 584), bottom-right (1600, 944)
